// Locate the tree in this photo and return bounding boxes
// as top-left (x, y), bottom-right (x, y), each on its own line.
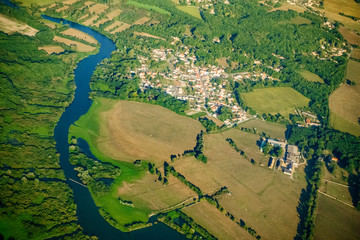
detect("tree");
top-left (262, 143), bottom-right (272, 155)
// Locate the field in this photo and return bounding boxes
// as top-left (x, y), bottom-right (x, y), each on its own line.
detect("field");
top-left (329, 60), bottom-right (360, 136)
top-left (133, 17), bottom-right (151, 25)
top-left (38, 45), bottom-right (64, 54)
top-left (183, 201), bottom-right (253, 240)
top-left (82, 15), bottom-right (99, 26)
top-left (238, 118), bottom-right (286, 140)
top-left (319, 180), bottom-right (353, 205)
top-left (126, 1), bottom-right (171, 15)
top-left (61, 28), bottom-right (97, 44)
top-left (289, 16), bottom-right (311, 25)
top-left (241, 87), bottom-right (310, 116)
top-left (88, 3), bottom-right (108, 15)
top-left (171, 130), bottom-right (306, 239)
top-left (296, 69), bottom-right (324, 83)
top-left (0, 14), bottom-right (38, 36)
top-left (70, 98), bottom-right (203, 165)
top-left (17, 0), bottom-right (60, 6)
top-left (117, 173), bottom-right (196, 212)
top-left (314, 194), bottom-right (360, 240)
top-left (316, 0), bottom-right (360, 32)
top-left (351, 48), bottom-right (360, 59)
top-left (176, 6), bottom-right (202, 19)
top-left (53, 35), bottom-right (96, 52)
top-left (338, 26), bottom-right (360, 46)
top-left (269, 2), bottom-right (306, 13)
top-left (133, 31), bottom-right (166, 40)
top-left (324, 0), bottom-right (360, 19)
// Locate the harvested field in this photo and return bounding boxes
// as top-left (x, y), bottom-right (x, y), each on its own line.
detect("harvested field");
top-left (117, 173), bottom-right (196, 211)
top-left (55, 5), bottom-right (69, 13)
top-left (38, 45), bottom-right (64, 54)
top-left (238, 118), bottom-right (286, 140)
top-left (84, 1), bottom-right (95, 7)
top-left (88, 3), bottom-right (108, 14)
top-left (111, 23), bottom-right (131, 33)
top-left (106, 9), bottom-right (123, 20)
top-left (316, 8), bottom-right (360, 33)
top-left (133, 17), bottom-right (151, 25)
top-left (171, 131), bottom-right (305, 239)
top-left (0, 14), bottom-right (38, 36)
top-left (269, 3), bottom-right (305, 13)
top-left (93, 18), bottom-right (109, 27)
top-left (241, 87), bottom-right (310, 116)
top-left (314, 194), bottom-right (360, 240)
top-left (216, 57), bottom-right (229, 68)
top-left (53, 35), bottom-right (96, 52)
top-left (105, 21), bottom-right (124, 31)
top-left (39, 3), bottom-right (56, 11)
top-left (296, 69), bottom-right (324, 83)
top-left (183, 201), bottom-right (253, 240)
top-left (78, 13), bottom-right (90, 21)
top-left (324, 0), bottom-right (360, 19)
top-left (330, 112), bottom-right (360, 136)
top-left (338, 26), bottom-right (360, 45)
top-left (82, 15), bottom-right (99, 26)
top-left (351, 48), bottom-right (360, 59)
top-left (134, 31), bottom-right (166, 41)
top-left (61, 28), bottom-right (97, 44)
top-left (63, 0), bottom-right (79, 4)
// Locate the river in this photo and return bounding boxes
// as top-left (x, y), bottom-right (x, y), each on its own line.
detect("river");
top-left (41, 15), bottom-right (185, 240)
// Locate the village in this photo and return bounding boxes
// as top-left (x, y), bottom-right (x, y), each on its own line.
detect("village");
top-left (132, 46), bottom-right (282, 126)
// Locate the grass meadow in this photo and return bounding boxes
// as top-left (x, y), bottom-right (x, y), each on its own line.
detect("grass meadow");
top-left (238, 118), bottom-right (286, 140)
top-left (241, 87), bottom-right (310, 116)
top-left (296, 69), bottom-right (324, 83)
top-left (314, 194), bottom-right (360, 240)
top-left (126, 0), bottom-right (171, 15)
top-left (176, 6), bottom-right (202, 19)
top-left (329, 60), bottom-right (360, 136)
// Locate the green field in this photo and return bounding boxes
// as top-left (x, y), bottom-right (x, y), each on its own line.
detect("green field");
top-left (329, 60), bottom-right (360, 136)
top-left (330, 112), bottom-right (360, 136)
top-left (289, 16), bottom-right (311, 25)
top-left (296, 69), bottom-right (324, 83)
top-left (241, 87), bottom-right (310, 116)
top-left (314, 194), bottom-right (360, 240)
top-left (176, 6), bottom-right (202, 19)
top-left (238, 118), bottom-right (286, 140)
top-left (17, 0), bottom-right (59, 6)
top-left (126, 0), bottom-right (171, 15)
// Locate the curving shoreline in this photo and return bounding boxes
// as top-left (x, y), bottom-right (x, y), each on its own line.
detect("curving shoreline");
top-left (47, 15), bottom-right (185, 240)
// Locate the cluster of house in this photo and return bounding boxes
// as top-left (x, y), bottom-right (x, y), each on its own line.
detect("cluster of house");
top-left (179, 0), bottom-right (230, 15)
top-left (135, 48), bottom-right (248, 125)
top-left (297, 111), bottom-right (321, 127)
top-left (261, 138), bottom-right (301, 177)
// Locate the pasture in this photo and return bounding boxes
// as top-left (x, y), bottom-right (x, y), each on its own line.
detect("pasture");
top-left (314, 194), bottom-right (360, 240)
top-left (296, 69), bottom-right (324, 83)
top-left (351, 48), bottom-right (360, 60)
top-left (237, 118), bottom-right (286, 140)
top-left (329, 60), bottom-right (360, 136)
top-left (269, 2), bottom-right (306, 13)
top-left (319, 180), bottom-right (353, 205)
top-left (183, 201), bottom-right (253, 240)
top-left (126, 1), bottom-right (171, 15)
top-left (171, 130), bottom-right (306, 239)
top-left (70, 98), bottom-right (203, 165)
top-left (241, 87), bottom-right (310, 116)
top-left (176, 6), bottom-right (202, 19)
top-left (289, 16), bottom-right (311, 25)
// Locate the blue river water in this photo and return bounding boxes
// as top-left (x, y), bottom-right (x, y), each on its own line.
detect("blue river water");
top-left (42, 15), bottom-right (186, 240)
